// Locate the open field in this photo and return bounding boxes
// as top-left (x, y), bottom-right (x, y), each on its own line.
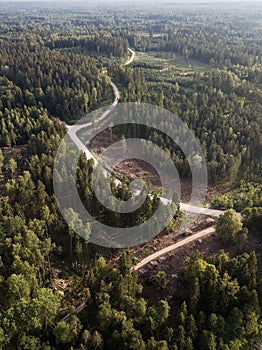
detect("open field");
top-left (134, 51), bottom-right (210, 75)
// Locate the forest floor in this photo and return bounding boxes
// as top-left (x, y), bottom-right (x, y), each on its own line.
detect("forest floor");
top-left (90, 127), bottom-right (228, 204)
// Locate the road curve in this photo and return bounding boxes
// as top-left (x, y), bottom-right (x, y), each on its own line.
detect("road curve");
top-left (61, 47), bottom-right (239, 318)
top-left (68, 82), bottom-right (120, 135)
top-left (66, 82), bottom-right (120, 165)
top-left (65, 46), bottom-right (238, 220)
top-left (65, 49), bottom-right (132, 163)
top-left (123, 48), bottom-right (136, 66)
top-left (132, 227), bottom-right (215, 271)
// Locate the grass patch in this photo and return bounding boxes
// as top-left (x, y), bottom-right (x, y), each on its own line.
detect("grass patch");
top-left (135, 51), bottom-right (210, 74)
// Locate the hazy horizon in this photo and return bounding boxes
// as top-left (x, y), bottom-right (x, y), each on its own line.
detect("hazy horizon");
top-left (1, 0), bottom-right (262, 2)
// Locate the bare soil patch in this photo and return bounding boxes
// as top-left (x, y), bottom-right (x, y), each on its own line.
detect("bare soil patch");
top-left (138, 231), bottom-right (262, 314)
top-left (90, 128), bottom-right (226, 202)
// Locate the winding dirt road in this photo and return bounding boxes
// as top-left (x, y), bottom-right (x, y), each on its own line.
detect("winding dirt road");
top-left (65, 48), bottom-right (229, 219)
top-left (66, 81), bottom-right (120, 165)
top-left (61, 47), bottom-right (240, 319)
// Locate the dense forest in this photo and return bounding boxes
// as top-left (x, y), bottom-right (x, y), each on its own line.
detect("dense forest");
top-left (0, 1), bottom-right (261, 349)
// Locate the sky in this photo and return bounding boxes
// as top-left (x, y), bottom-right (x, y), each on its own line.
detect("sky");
top-left (1, 0), bottom-right (262, 2)
top-left (96, 0), bottom-right (262, 1)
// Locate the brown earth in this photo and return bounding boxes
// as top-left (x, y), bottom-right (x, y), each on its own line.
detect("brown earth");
top-left (138, 231), bottom-right (262, 314)
top-left (90, 128), bottom-right (227, 203)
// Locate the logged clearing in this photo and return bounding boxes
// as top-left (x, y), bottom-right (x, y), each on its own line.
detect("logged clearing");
top-left (135, 51), bottom-right (210, 74)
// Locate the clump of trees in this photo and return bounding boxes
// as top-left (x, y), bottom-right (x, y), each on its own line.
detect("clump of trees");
top-left (0, 41), bottom-right (112, 122)
top-left (242, 207), bottom-right (262, 234)
top-left (211, 182), bottom-right (262, 211)
top-left (46, 33), bottom-right (129, 58)
top-left (179, 250), bottom-right (260, 350)
top-left (216, 209), bottom-right (247, 244)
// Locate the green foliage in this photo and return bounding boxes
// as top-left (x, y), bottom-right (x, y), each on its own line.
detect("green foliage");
top-left (181, 250), bottom-right (261, 349)
top-left (216, 209), bottom-right (245, 244)
top-left (0, 44), bottom-right (111, 122)
top-left (242, 207), bottom-right (262, 234)
top-left (0, 4), bottom-right (261, 350)
top-left (54, 321), bottom-right (75, 345)
top-left (211, 182), bottom-right (262, 211)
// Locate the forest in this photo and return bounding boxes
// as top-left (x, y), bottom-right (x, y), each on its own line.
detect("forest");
top-left (0, 1), bottom-right (261, 349)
